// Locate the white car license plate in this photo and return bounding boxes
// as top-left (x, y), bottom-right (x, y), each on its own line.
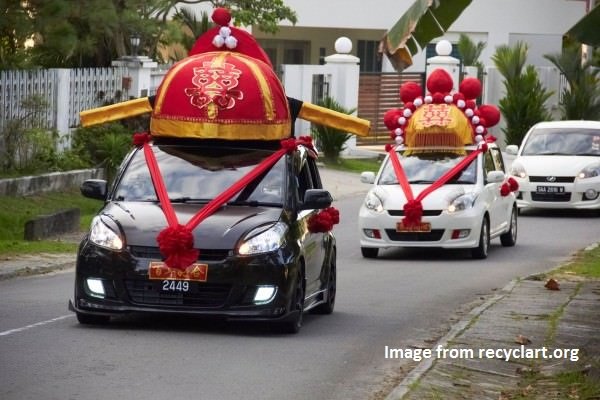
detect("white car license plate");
top-left (536, 185), bottom-right (564, 193)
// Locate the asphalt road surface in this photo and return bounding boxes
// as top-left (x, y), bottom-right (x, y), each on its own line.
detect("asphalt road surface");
top-left (1, 198), bottom-right (599, 400)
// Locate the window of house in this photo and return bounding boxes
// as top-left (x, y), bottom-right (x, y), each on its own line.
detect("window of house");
top-left (357, 40), bottom-right (382, 73)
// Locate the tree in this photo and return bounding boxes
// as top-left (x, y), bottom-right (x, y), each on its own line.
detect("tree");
top-left (3, 0), bottom-right (297, 69)
top-left (310, 97), bottom-right (355, 163)
top-left (544, 46), bottom-right (600, 120)
top-left (492, 42), bottom-right (553, 146)
top-left (456, 33), bottom-right (485, 70)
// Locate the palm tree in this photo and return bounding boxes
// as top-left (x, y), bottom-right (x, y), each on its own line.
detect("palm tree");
top-left (492, 42), bottom-right (553, 145)
top-left (544, 46), bottom-right (600, 120)
top-left (457, 33), bottom-right (486, 70)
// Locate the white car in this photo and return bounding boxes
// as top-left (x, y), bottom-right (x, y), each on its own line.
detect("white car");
top-left (506, 120), bottom-right (600, 211)
top-left (358, 143), bottom-right (517, 259)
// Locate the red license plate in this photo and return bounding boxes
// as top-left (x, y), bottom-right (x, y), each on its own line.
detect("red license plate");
top-left (396, 221), bottom-right (432, 232)
top-left (148, 261), bottom-right (208, 282)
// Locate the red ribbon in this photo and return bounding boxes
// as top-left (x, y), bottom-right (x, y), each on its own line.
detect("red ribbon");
top-left (143, 138), bottom-right (310, 270)
top-left (388, 146), bottom-right (484, 228)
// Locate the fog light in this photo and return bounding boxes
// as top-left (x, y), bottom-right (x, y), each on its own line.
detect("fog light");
top-left (451, 229), bottom-right (470, 239)
top-left (363, 229), bottom-right (382, 239)
top-left (86, 278), bottom-right (105, 298)
top-left (584, 189), bottom-right (599, 200)
top-left (254, 286), bottom-right (277, 304)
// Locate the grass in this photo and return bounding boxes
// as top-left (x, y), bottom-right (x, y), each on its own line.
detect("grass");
top-left (548, 243), bottom-right (600, 279)
top-left (321, 157), bottom-right (383, 173)
top-left (0, 189), bottom-right (102, 256)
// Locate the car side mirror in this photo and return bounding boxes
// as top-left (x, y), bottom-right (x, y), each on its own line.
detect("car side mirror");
top-left (81, 179), bottom-right (107, 200)
top-left (486, 171), bottom-right (505, 184)
top-left (300, 189), bottom-right (333, 210)
top-left (505, 145), bottom-right (519, 155)
top-left (360, 171), bottom-right (376, 184)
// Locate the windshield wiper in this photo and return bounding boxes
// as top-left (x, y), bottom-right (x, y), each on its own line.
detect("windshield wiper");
top-left (169, 197), bottom-right (210, 203)
top-left (408, 180), bottom-right (434, 184)
top-left (227, 200), bottom-right (282, 207)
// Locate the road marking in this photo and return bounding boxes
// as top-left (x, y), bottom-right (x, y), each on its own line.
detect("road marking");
top-left (0, 314), bottom-right (74, 337)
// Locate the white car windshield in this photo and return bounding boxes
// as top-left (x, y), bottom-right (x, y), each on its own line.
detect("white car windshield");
top-left (521, 128), bottom-right (600, 156)
top-left (378, 149), bottom-right (477, 185)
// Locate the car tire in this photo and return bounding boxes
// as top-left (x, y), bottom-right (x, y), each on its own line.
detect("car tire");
top-left (312, 255), bottom-right (336, 315)
top-left (276, 270), bottom-right (305, 334)
top-left (361, 247), bottom-right (379, 258)
top-left (500, 207), bottom-right (518, 247)
top-left (471, 217), bottom-right (490, 259)
top-left (76, 312), bottom-right (110, 325)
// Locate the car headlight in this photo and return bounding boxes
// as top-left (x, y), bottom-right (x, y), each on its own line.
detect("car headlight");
top-left (510, 162), bottom-right (527, 179)
top-left (447, 192), bottom-right (478, 213)
top-left (89, 216), bottom-right (124, 250)
top-left (238, 222), bottom-right (288, 255)
top-left (364, 191), bottom-right (384, 213)
top-left (577, 162), bottom-right (600, 180)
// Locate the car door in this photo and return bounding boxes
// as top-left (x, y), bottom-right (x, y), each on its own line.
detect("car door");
top-left (489, 146), bottom-right (513, 233)
top-left (484, 147), bottom-right (510, 236)
top-left (294, 151), bottom-right (325, 295)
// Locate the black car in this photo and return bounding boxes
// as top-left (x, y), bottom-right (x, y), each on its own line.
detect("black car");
top-left (69, 139), bottom-right (337, 333)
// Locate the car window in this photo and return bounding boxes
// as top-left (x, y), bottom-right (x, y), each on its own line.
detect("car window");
top-left (522, 128), bottom-right (600, 156)
top-left (296, 159), bottom-right (314, 201)
top-left (490, 147), bottom-right (505, 172)
top-left (378, 150), bottom-right (477, 185)
top-left (113, 145), bottom-right (285, 205)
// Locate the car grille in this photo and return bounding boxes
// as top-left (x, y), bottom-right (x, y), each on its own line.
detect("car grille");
top-left (385, 229), bottom-right (445, 241)
top-left (531, 192), bottom-right (572, 202)
top-left (129, 246), bottom-right (230, 262)
top-left (387, 210), bottom-right (443, 217)
top-left (124, 280), bottom-right (231, 307)
top-left (529, 176), bottom-right (575, 183)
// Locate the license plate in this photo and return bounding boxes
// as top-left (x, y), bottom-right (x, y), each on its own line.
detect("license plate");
top-left (161, 279), bottom-right (190, 292)
top-left (148, 261), bottom-right (208, 282)
top-left (396, 221), bottom-right (432, 232)
top-left (536, 185), bottom-right (564, 193)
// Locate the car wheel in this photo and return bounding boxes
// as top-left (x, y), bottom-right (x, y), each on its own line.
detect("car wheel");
top-left (471, 217), bottom-right (490, 259)
top-left (76, 312), bottom-right (110, 325)
top-left (312, 256), bottom-right (336, 315)
top-left (361, 247), bottom-right (379, 258)
top-left (500, 207), bottom-right (518, 247)
top-left (276, 270), bottom-right (305, 334)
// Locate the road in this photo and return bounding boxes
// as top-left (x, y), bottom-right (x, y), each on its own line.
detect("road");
top-left (1, 197), bottom-right (599, 400)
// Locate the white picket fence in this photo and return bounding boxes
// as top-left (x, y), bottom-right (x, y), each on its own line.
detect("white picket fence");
top-left (0, 67), bottom-right (133, 137)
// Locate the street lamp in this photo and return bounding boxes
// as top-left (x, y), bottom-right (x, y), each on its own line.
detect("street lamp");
top-left (130, 34), bottom-right (140, 58)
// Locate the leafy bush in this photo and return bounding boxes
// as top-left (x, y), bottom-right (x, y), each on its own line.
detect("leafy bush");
top-left (310, 97), bottom-right (355, 162)
top-left (492, 42), bottom-right (553, 146)
top-left (545, 46), bottom-right (600, 120)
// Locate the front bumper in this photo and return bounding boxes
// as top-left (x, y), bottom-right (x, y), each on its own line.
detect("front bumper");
top-left (513, 177), bottom-right (600, 210)
top-left (71, 240), bottom-right (299, 321)
top-left (358, 206), bottom-right (483, 250)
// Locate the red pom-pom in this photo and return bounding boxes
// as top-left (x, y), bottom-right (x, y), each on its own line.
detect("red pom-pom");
top-left (400, 82), bottom-right (423, 104)
top-left (500, 183), bottom-right (511, 197)
top-left (426, 69), bottom-right (453, 94)
top-left (508, 177), bottom-right (519, 192)
top-left (453, 92), bottom-right (465, 103)
top-left (465, 100), bottom-right (477, 110)
top-left (212, 7), bottom-right (231, 26)
top-left (308, 211), bottom-right (333, 233)
top-left (459, 77), bottom-right (482, 100)
top-left (383, 108), bottom-right (402, 131)
top-left (403, 199), bottom-right (423, 227)
top-left (432, 92), bottom-right (445, 104)
top-left (280, 138), bottom-right (298, 153)
top-left (478, 105), bottom-right (501, 127)
top-left (385, 143), bottom-right (394, 152)
top-left (325, 207), bottom-right (340, 225)
top-left (132, 132), bottom-right (151, 147)
top-left (157, 224), bottom-right (199, 270)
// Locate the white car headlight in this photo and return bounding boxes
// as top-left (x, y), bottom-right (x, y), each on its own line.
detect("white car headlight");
top-left (364, 191), bottom-right (384, 213)
top-left (510, 162), bottom-right (527, 179)
top-left (577, 162), bottom-right (600, 180)
top-left (447, 192), bottom-right (478, 213)
top-left (89, 216), bottom-right (124, 250)
top-left (238, 222), bottom-right (287, 255)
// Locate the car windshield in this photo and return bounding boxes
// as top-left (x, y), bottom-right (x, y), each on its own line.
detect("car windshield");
top-left (378, 149), bottom-right (478, 185)
top-left (113, 145), bottom-right (286, 206)
top-left (521, 128), bottom-right (600, 156)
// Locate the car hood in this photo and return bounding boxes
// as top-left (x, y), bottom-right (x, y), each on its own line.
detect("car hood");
top-left (101, 202), bottom-right (283, 249)
top-left (515, 155), bottom-right (600, 176)
top-left (372, 184), bottom-right (476, 210)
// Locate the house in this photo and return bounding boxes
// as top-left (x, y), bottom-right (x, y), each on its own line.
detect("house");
top-left (249, 0), bottom-right (587, 73)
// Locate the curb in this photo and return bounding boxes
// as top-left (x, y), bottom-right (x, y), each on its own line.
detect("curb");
top-left (384, 279), bottom-right (519, 400)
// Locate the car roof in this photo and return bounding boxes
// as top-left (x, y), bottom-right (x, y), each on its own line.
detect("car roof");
top-left (531, 120), bottom-right (600, 130)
